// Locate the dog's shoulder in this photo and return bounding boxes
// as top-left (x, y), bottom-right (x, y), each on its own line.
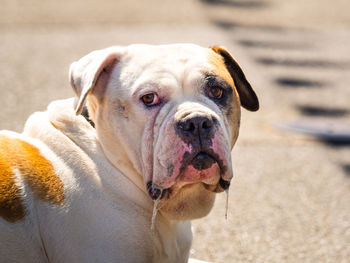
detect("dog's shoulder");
top-left (24, 98), bottom-right (98, 157)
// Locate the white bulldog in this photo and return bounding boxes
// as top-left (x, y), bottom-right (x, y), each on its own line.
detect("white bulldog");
top-left (0, 44), bottom-right (258, 263)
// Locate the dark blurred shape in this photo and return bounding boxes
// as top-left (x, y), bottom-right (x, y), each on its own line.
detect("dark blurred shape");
top-left (201, 0), bottom-right (268, 8)
top-left (343, 164), bottom-right (350, 177)
top-left (212, 20), bottom-right (239, 30)
top-left (322, 140), bottom-right (350, 147)
top-left (257, 57), bottom-right (349, 69)
top-left (238, 39), bottom-right (308, 50)
top-left (297, 105), bottom-right (350, 117)
top-left (277, 118), bottom-right (350, 147)
top-left (275, 77), bottom-right (324, 88)
top-left (213, 19), bottom-right (285, 32)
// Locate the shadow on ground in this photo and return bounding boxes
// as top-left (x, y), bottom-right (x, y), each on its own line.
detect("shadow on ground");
top-left (343, 164), bottom-right (350, 177)
top-left (297, 105), bottom-right (350, 117)
top-left (213, 19), bottom-right (285, 31)
top-left (201, 0), bottom-right (269, 9)
top-left (238, 39), bottom-right (309, 50)
top-left (275, 77), bottom-right (325, 88)
top-left (256, 57), bottom-right (350, 69)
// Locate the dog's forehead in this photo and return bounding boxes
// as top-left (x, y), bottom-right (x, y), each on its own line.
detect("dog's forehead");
top-left (121, 44), bottom-right (213, 75)
top-left (114, 44), bottom-right (233, 95)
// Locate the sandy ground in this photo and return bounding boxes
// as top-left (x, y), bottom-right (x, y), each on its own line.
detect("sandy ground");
top-left (0, 0), bottom-right (349, 262)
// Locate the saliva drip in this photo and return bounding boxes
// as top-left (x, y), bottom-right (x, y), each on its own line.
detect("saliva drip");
top-left (151, 189), bottom-right (163, 230)
top-left (225, 188), bottom-right (229, 220)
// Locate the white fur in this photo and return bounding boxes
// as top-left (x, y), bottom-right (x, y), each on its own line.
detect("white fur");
top-left (0, 44), bottom-right (256, 262)
top-left (0, 99), bottom-right (191, 262)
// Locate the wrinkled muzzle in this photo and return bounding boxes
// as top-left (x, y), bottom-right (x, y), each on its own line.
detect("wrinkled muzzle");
top-left (143, 102), bottom-right (233, 201)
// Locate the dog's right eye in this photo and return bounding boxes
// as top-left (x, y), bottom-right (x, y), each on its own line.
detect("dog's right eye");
top-left (141, 93), bottom-right (160, 106)
top-left (208, 86), bottom-right (223, 99)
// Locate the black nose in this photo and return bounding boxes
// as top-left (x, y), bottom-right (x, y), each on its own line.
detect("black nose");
top-left (176, 116), bottom-right (216, 141)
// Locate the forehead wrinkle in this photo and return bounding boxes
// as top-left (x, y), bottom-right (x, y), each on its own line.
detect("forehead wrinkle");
top-left (132, 71), bottom-right (179, 99)
top-left (179, 62), bottom-right (207, 98)
top-left (132, 82), bottom-right (160, 98)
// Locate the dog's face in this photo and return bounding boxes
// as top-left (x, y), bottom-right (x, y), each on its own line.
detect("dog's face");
top-left (69, 44), bottom-right (258, 220)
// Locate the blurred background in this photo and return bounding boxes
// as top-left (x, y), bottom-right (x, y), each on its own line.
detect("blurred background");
top-left (0, 0), bottom-right (349, 262)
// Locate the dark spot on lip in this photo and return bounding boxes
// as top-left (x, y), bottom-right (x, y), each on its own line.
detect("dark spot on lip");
top-left (146, 181), bottom-right (166, 200)
top-left (191, 152), bottom-right (216, 170)
top-left (219, 178), bottom-right (230, 190)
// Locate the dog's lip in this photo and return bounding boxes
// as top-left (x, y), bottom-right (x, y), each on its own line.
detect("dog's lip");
top-left (189, 149), bottom-right (227, 175)
top-left (187, 149), bottom-right (221, 166)
top-left (162, 182), bottom-right (206, 200)
top-left (161, 179), bottom-right (226, 201)
top-left (190, 151), bottom-right (217, 170)
top-left (149, 149), bottom-right (230, 201)
top-left (161, 151), bottom-right (223, 200)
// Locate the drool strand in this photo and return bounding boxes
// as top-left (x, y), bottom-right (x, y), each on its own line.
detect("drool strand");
top-left (225, 188), bottom-right (229, 220)
top-left (151, 189), bottom-right (163, 230)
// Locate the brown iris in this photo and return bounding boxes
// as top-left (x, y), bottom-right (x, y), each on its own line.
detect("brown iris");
top-left (141, 93), bottom-right (158, 105)
top-left (142, 93), bottom-right (155, 104)
top-left (209, 86), bottom-right (223, 99)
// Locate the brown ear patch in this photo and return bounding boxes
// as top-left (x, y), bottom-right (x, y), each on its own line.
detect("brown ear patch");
top-left (210, 46), bottom-right (259, 111)
top-left (207, 50), bottom-right (235, 87)
top-left (0, 135), bottom-right (64, 223)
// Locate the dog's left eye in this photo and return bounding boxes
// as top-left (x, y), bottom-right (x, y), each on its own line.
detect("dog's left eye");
top-left (141, 93), bottom-right (160, 106)
top-left (208, 86), bottom-right (223, 99)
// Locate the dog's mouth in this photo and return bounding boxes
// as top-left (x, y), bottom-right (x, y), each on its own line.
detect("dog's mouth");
top-left (182, 149), bottom-right (223, 171)
top-left (147, 149), bottom-right (231, 201)
top-left (190, 152), bottom-right (217, 171)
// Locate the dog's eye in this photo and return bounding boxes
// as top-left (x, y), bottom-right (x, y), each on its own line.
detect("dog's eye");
top-left (141, 93), bottom-right (160, 106)
top-left (208, 86), bottom-right (223, 99)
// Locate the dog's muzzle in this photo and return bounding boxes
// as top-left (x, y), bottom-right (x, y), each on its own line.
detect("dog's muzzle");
top-left (146, 113), bottom-right (231, 200)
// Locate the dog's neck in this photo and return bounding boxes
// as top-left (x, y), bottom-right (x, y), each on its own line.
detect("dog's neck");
top-left (103, 145), bottom-right (147, 194)
top-left (81, 106), bottom-right (145, 192)
top-left (87, 116), bottom-right (148, 197)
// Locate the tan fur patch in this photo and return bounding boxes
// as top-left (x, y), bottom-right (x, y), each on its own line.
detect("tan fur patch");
top-left (0, 135), bottom-right (64, 222)
top-left (207, 48), bottom-right (242, 146)
top-left (207, 49), bottom-right (235, 87)
top-left (0, 146), bottom-right (25, 222)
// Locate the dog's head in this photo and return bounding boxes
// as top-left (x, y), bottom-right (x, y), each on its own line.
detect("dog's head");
top-left (69, 44), bottom-right (258, 220)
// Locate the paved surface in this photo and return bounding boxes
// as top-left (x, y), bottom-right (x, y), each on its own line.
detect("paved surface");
top-left (1, 1), bottom-right (349, 262)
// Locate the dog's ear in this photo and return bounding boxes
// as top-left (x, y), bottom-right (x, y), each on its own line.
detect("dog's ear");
top-left (210, 46), bottom-right (259, 111)
top-left (69, 47), bottom-right (124, 115)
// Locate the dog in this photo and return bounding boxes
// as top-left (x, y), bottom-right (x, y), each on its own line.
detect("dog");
top-left (0, 44), bottom-right (258, 263)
